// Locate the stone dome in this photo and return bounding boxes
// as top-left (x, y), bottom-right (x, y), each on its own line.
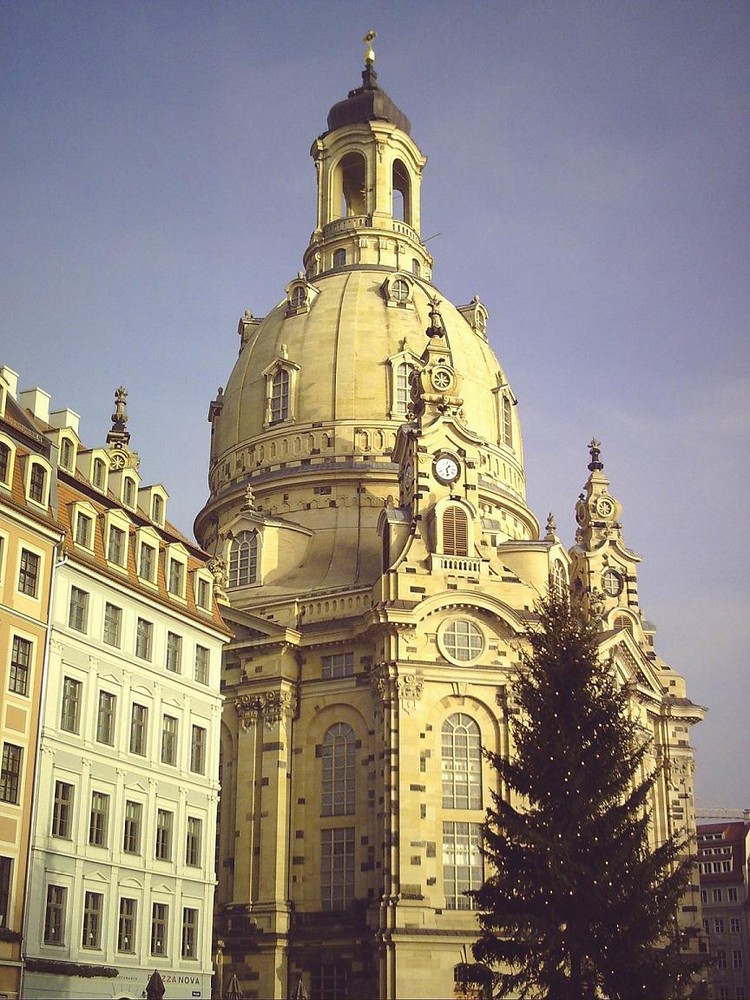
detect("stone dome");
top-left (195, 66), bottom-right (538, 592)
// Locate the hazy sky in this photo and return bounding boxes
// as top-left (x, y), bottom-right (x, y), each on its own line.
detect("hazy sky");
top-left (2, 1), bottom-right (748, 811)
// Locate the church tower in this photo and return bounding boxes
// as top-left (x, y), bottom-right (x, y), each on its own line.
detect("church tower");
top-left (196, 42), bottom-right (704, 1000)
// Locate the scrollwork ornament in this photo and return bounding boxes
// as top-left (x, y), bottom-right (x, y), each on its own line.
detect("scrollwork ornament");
top-left (396, 672), bottom-right (423, 714)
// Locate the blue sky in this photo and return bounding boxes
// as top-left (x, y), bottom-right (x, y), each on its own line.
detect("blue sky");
top-left (2, 1), bottom-right (748, 810)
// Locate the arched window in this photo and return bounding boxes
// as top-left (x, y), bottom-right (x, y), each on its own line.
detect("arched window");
top-left (392, 159), bottom-right (411, 224)
top-left (333, 248), bottom-right (346, 268)
top-left (229, 530), bottom-right (258, 587)
top-left (442, 713), bottom-right (482, 809)
top-left (290, 285), bottom-right (307, 310)
top-left (0, 442), bottom-right (10, 485)
top-left (152, 495), bottom-right (164, 524)
top-left (443, 507), bottom-right (468, 556)
top-left (270, 368), bottom-right (290, 424)
top-left (339, 152), bottom-right (366, 217)
top-left (502, 395), bottom-right (513, 447)
top-left (614, 614), bottom-right (634, 635)
top-left (29, 463), bottom-right (47, 504)
top-left (123, 477), bottom-right (136, 508)
top-left (411, 258), bottom-right (421, 276)
top-left (321, 723), bottom-right (356, 816)
top-left (395, 362), bottom-right (413, 416)
top-left (551, 560), bottom-right (567, 595)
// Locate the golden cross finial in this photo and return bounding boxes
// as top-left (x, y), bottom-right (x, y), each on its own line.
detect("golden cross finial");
top-left (363, 29), bottom-right (377, 65)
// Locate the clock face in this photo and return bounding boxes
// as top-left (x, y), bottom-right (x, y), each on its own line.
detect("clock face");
top-left (596, 495), bottom-right (615, 518)
top-left (602, 568), bottom-right (622, 596)
top-left (402, 460), bottom-right (414, 494)
top-left (434, 454), bottom-right (460, 484)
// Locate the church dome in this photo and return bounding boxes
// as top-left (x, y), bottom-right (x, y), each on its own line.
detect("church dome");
top-left (195, 57), bottom-right (538, 590)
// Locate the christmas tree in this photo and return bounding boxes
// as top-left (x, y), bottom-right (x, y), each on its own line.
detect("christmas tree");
top-left (470, 592), bottom-right (704, 999)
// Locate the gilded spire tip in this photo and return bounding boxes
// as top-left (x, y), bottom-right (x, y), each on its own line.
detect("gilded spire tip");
top-left (363, 29), bottom-right (377, 65)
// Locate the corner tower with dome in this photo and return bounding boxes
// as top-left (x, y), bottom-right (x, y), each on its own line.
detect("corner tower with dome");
top-left (196, 43), bottom-right (705, 1000)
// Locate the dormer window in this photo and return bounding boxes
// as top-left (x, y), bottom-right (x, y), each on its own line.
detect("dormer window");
top-left (92, 457), bottom-right (106, 490)
top-left (195, 575), bottom-right (212, 611)
top-left (107, 524), bottom-right (127, 566)
top-left (291, 285), bottom-right (306, 309)
top-left (75, 511), bottom-right (94, 549)
top-left (60, 437), bottom-right (75, 471)
top-left (123, 476), bottom-right (136, 509)
top-left (229, 530), bottom-right (258, 587)
top-left (0, 441), bottom-right (12, 488)
top-left (138, 541), bottom-right (157, 583)
top-left (270, 368), bottom-right (290, 424)
top-left (28, 462), bottom-right (49, 506)
top-left (382, 274), bottom-right (414, 309)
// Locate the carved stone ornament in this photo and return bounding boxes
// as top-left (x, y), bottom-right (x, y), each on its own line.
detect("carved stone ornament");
top-left (236, 690), bottom-right (296, 730)
top-left (207, 555), bottom-right (229, 602)
top-left (396, 672), bottom-right (423, 714)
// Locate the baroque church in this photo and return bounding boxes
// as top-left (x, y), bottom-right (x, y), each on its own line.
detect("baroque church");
top-left (195, 44), bottom-right (705, 1000)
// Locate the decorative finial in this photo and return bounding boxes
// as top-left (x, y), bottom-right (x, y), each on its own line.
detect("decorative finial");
top-left (363, 29), bottom-right (377, 65)
top-left (242, 484), bottom-right (255, 511)
top-left (426, 296), bottom-right (446, 338)
top-left (588, 438), bottom-right (604, 472)
top-left (107, 386), bottom-right (131, 447)
top-left (544, 512), bottom-right (557, 541)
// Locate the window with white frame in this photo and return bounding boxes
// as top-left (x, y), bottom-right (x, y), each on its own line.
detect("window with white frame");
top-left (60, 677), bottom-right (82, 732)
top-left (123, 800), bottom-right (142, 854)
top-left (165, 632), bottom-right (182, 673)
top-left (321, 723), bottom-right (356, 816)
top-left (28, 462), bottom-right (47, 505)
top-left (68, 586), bottom-right (89, 632)
top-left (103, 602), bottom-right (122, 647)
top-left (443, 821), bottom-right (482, 909)
top-left (194, 645), bottom-right (210, 684)
top-left (60, 437), bottom-right (74, 470)
top-left (135, 618), bottom-right (153, 660)
top-left (0, 857), bottom-right (12, 929)
top-left (139, 541), bottom-right (156, 582)
top-left (0, 743), bottom-right (22, 803)
top-left (181, 907), bottom-right (198, 958)
top-left (18, 548), bottom-right (41, 597)
top-left (321, 827), bottom-right (355, 911)
top-left (185, 816), bottom-right (202, 866)
top-left (130, 703), bottom-right (148, 755)
top-left (151, 902), bottom-right (168, 955)
top-left (96, 691), bottom-right (116, 745)
top-left (442, 714), bottom-right (482, 809)
top-left (152, 494), bottom-right (164, 525)
top-left (190, 725), bottom-right (207, 774)
top-left (229, 530), bottom-right (258, 587)
top-left (82, 890), bottom-right (103, 948)
top-left (196, 575), bottom-right (211, 610)
top-left (440, 619), bottom-right (484, 664)
top-left (107, 524), bottom-right (127, 566)
top-left (161, 715), bottom-right (178, 766)
top-left (0, 441), bottom-right (11, 486)
top-left (123, 476), bottom-right (136, 508)
top-left (88, 791), bottom-right (110, 847)
top-left (52, 780), bottom-right (74, 838)
top-left (9, 635), bottom-right (32, 696)
top-left (270, 367), bottom-right (290, 424)
top-left (117, 897), bottom-right (137, 953)
top-left (155, 808), bottom-right (173, 861)
top-left (44, 885), bottom-right (67, 944)
top-left (92, 457), bottom-right (106, 490)
top-left (74, 510), bottom-right (94, 548)
top-left (168, 557), bottom-right (185, 597)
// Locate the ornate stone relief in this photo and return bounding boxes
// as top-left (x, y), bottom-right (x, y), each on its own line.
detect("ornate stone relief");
top-left (236, 690), bottom-right (296, 730)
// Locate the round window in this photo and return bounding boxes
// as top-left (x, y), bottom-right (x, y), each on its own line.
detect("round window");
top-left (440, 619), bottom-right (484, 663)
top-left (602, 568), bottom-right (623, 596)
